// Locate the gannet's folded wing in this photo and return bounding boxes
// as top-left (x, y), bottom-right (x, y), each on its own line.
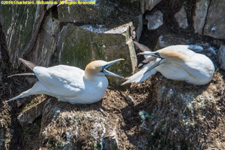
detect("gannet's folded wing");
top-left (33, 65), bottom-right (84, 97)
top-left (122, 62), bottom-right (157, 85)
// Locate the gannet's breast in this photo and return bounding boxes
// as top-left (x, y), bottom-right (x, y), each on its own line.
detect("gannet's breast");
top-left (33, 65), bottom-right (108, 104)
top-left (184, 53), bottom-right (215, 84)
top-left (62, 76), bottom-right (108, 104)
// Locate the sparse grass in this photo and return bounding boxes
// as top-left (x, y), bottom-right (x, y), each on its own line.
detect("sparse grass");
top-left (0, 101), bottom-right (11, 150)
top-left (22, 95), bottom-right (46, 113)
top-left (48, 137), bottom-right (64, 150)
top-left (93, 141), bottom-right (99, 150)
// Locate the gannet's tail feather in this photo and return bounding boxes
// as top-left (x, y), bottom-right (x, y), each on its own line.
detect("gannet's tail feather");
top-left (8, 73), bottom-right (35, 78)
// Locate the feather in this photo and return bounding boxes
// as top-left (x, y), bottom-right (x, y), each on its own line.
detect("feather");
top-left (8, 73), bottom-right (34, 78)
top-left (133, 41), bottom-right (152, 52)
top-left (19, 58), bottom-right (36, 70)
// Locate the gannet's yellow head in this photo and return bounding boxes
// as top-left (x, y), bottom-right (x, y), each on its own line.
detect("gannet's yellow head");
top-left (136, 49), bottom-right (190, 75)
top-left (157, 49), bottom-right (187, 62)
top-left (84, 59), bottom-right (124, 80)
top-left (138, 49), bottom-right (188, 64)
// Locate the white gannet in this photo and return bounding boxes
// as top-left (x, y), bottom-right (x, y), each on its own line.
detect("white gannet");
top-left (122, 43), bottom-right (215, 85)
top-left (8, 58), bottom-right (124, 104)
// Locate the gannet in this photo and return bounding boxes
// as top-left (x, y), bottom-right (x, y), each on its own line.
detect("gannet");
top-left (122, 43), bottom-right (215, 85)
top-left (8, 58), bottom-right (124, 104)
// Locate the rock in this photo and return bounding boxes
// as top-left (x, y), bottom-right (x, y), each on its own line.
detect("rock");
top-left (218, 44), bottom-right (225, 70)
top-left (102, 137), bottom-right (118, 150)
top-left (80, 25), bottom-right (108, 33)
top-left (38, 89), bottom-right (149, 149)
top-left (115, 0), bottom-right (140, 10)
top-left (56, 23), bottom-right (137, 86)
top-left (145, 10), bottom-right (163, 30)
top-left (206, 46), bottom-right (217, 56)
top-left (136, 14), bottom-right (143, 41)
top-left (140, 0), bottom-right (145, 14)
top-left (0, 123), bottom-right (4, 149)
top-left (155, 34), bottom-right (215, 55)
top-left (188, 45), bottom-right (204, 53)
top-left (174, 6), bottom-right (188, 29)
top-left (203, 0), bottom-right (225, 39)
top-left (40, 99), bottom-right (109, 149)
top-left (17, 97), bottom-right (47, 127)
top-left (57, 0), bottom-right (116, 24)
top-left (0, 5), bottom-right (46, 68)
top-left (147, 72), bottom-right (225, 149)
top-left (155, 33), bottom-right (187, 49)
top-left (1, 1), bottom-right (142, 70)
top-left (0, 46), bottom-right (2, 61)
top-left (144, 0), bottom-right (161, 13)
top-left (58, 1), bottom-right (142, 38)
top-left (193, 0), bottom-right (210, 34)
top-left (26, 12), bottom-right (60, 67)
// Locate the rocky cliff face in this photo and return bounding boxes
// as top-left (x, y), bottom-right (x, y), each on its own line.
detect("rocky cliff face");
top-left (0, 0), bottom-right (225, 149)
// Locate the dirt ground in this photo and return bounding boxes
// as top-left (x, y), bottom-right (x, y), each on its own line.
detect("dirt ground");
top-left (1, 70), bottom-right (225, 149)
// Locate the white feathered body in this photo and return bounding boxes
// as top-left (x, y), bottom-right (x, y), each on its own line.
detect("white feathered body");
top-left (157, 45), bottom-right (215, 85)
top-left (10, 65), bottom-right (108, 104)
top-left (125, 45), bottom-right (215, 85)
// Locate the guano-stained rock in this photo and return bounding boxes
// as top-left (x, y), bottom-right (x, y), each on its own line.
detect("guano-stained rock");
top-left (203, 0), bottom-right (225, 39)
top-left (193, 0), bottom-right (210, 34)
top-left (145, 10), bottom-right (163, 30)
top-left (0, 5), bottom-right (46, 68)
top-left (218, 44), bottom-right (225, 70)
top-left (26, 12), bottom-right (60, 67)
top-left (174, 6), bottom-right (188, 29)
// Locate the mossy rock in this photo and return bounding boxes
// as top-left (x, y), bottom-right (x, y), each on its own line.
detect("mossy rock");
top-left (57, 0), bottom-right (115, 24)
top-left (57, 23), bottom-right (137, 86)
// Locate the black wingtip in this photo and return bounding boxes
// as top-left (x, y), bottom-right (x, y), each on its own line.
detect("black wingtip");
top-left (133, 41), bottom-right (152, 52)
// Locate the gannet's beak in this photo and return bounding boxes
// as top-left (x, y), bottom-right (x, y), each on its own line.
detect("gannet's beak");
top-left (144, 58), bottom-right (165, 74)
top-left (138, 51), bottom-right (165, 72)
top-left (138, 51), bottom-right (161, 58)
top-left (138, 51), bottom-right (165, 73)
top-left (102, 58), bottom-right (124, 78)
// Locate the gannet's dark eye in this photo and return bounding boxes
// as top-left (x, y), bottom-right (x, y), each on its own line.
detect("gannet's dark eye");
top-left (154, 52), bottom-right (161, 58)
top-left (100, 67), bottom-right (104, 73)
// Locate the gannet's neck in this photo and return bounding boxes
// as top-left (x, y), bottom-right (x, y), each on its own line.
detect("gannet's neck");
top-left (159, 49), bottom-right (190, 62)
top-left (84, 74), bottom-right (101, 82)
top-left (84, 61), bottom-right (104, 81)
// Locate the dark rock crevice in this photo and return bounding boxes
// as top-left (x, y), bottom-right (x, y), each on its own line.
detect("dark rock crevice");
top-left (202, 0), bottom-right (211, 35)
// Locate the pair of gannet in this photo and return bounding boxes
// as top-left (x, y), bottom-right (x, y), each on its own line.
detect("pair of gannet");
top-left (8, 58), bottom-right (124, 104)
top-left (8, 43), bottom-right (215, 104)
top-left (122, 42), bottom-right (215, 85)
